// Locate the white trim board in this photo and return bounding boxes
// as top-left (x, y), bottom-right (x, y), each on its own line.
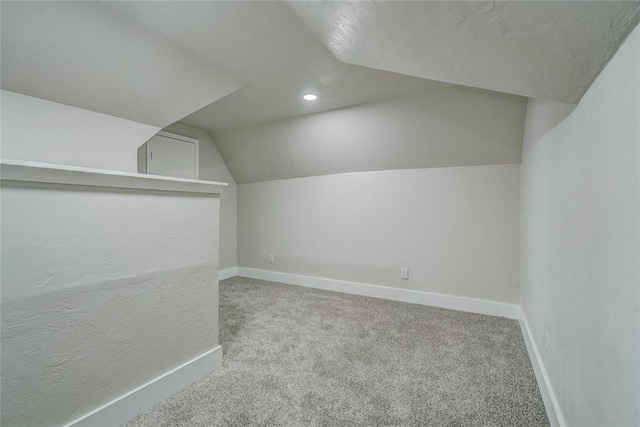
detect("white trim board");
top-left (519, 311), bottom-right (565, 427)
top-left (64, 346), bottom-right (222, 427)
top-left (218, 267), bottom-right (238, 281)
top-left (0, 159), bottom-right (227, 195)
top-left (236, 267), bottom-right (519, 319)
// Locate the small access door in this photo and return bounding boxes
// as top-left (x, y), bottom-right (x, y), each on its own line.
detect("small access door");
top-left (138, 131), bottom-right (199, 179)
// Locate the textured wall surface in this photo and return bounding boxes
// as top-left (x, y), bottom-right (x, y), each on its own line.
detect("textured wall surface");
top-left (520, 24), bottom-right (639, 426)
top-left (215, 87), bottom-right (526, 184)
top-left (1, 90), bottom-right (160, 173)
top-left (164, 122), bottom-right (237, 270)
top-left (238, 164), bottom-right (520, 304)
top-left (288, 1), bottom-right (640, 104)
top-left (0, 180), bottom-right (221, 426)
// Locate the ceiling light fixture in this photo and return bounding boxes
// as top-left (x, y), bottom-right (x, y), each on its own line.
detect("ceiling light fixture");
top-left (303, 94), bottom-right (318, 101)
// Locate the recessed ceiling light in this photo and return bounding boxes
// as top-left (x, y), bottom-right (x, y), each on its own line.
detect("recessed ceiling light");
top-left (303, 94), bottom-right (318, 101)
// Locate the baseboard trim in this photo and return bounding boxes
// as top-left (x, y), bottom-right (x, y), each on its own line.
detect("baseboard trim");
top-left (65, 346), bottom-right (223, 427)
top-left (237, 267), bottom-right (519, 319)
top-left (518, 310), bottom-right (565, 427)
top-left (218, 267), bottom-right (238, 280)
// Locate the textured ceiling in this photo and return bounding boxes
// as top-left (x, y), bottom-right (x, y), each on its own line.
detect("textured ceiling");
top-left (106, 1), bottom-right (453, 131)
top-left (287, 1), bottom-right (640, 104)
top-left (0, 1), bottom-right (244, 128)
top-left (3, 1), bottom-right (637, 132)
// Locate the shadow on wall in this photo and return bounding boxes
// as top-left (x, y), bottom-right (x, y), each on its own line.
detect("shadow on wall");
top-left (524, 99), bottom-right (577, 144)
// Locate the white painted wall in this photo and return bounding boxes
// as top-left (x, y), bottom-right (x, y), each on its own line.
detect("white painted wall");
top-left (0, 168), bottom-right (222, 426)
top-left (1, 90), bottom-right (159, 172)
top-left (520, 24), bottom-right (639, 427)
top-left (163, 122), bottom-right (237, 270)
top-left (214, 86), bottom-right (526, 184)
top-left (238, 164), bottom-right (520, 304)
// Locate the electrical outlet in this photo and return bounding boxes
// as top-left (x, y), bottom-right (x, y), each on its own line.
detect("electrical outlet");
top-left (545, 332), bottom-right (549, 354)
top-left (268, 254), bottom-right (274, 264)
top-left (400, 267), bottom-right (409, 280)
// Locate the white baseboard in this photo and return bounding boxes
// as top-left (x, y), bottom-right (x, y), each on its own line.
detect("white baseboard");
top-left (218, 267), bottom-right (238, 280)
top-left (237, 267), bottom-right (519, 319)
top-left (65, 346), bottom-right (223, 427)
top-left (518, 310), bottom-right (565, 427)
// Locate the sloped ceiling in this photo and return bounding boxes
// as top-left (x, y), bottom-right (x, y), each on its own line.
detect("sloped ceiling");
top-left (2, 1), bottom-right (638, 183)
top-left (213, 86), bottom-right (527, 184)
top-left (3, 1), bottom-right (637, 129)
top-left (287, 1), bottom-right (640, 104)
top-left (0, 1), bottom-right (244, 128)
top-left (105, 0), bottom-right (453, 131)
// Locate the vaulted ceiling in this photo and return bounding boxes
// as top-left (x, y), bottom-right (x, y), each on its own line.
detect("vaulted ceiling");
top-left (0, 1), bottom-right (244, 128)
top-left (212, 86), bottom-right (528, 184)
top-left (2, 1), bottom-right (638, 182)
top-left (105, 0), bottom-right (454, 131)
top-left (3, 1), bottom-right (638, 130)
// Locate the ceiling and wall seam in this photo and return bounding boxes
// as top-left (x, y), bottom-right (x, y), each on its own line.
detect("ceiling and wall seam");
top-left (574, 3), bottom-right (640, 104)
top-left (286, 1), bottom-right (640, 105)
top-left (212, 86), bottom-right (527, 184)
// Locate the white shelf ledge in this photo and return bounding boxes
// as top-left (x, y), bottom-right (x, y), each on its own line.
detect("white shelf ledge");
top-left (0, 159), bottom-right (227, 195)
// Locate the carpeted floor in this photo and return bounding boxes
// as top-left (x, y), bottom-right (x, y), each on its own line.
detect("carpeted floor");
top-left (127, 276), bottom-right (549, 426)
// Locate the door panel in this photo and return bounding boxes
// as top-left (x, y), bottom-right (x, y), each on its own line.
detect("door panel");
top-left (147, 135), bottom-right (196, 179)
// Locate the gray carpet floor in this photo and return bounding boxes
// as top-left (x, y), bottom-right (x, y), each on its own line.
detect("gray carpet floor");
top-left (127, 276), bottom-right (549, 426)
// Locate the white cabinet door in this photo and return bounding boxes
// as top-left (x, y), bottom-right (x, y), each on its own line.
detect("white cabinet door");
top-left (147, 135), bottom-right (197, 179)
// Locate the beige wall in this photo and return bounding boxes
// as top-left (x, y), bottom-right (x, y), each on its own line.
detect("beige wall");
top-left (238, 164), bottom-right (520, 304)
